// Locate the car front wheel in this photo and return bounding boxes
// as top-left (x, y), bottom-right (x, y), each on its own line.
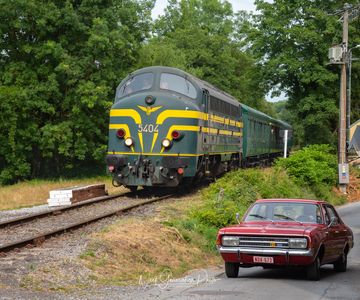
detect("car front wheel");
top-left (307, 256), bottom-right (320, 281)
top-left (225, 262), bottom-right (239, 278)
top-left (334, 251), bottom-right (347, 272)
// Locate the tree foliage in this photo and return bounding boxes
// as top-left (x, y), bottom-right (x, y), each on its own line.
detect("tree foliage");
top-left (0, 0), bottom-right (154, 184)
top-left (276, 144), bottom-right (338, 187)
top-left (0, 0), bottom-right (275, 184)
top-left (244, 0), bottom-right (360, 145)
top-left (6, 0), bottom-right (357, 184)
top-left (138, 0), bottom-right (273, 114)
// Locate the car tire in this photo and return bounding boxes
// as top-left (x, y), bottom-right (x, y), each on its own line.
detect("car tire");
top-left (306, 256), bottom-right (320, 281)
top-left (225, 262), bottom-right (239, 278)
top-left (334, 251), bottom-right (347, 272)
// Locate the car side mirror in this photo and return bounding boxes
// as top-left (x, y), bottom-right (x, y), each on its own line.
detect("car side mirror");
top-left (328, 216), bottom-right (338, 227)
top-left (235, 213), bottom-right (240, 224)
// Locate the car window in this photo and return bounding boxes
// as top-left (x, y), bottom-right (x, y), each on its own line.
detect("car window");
top-left (245, 204), bottom-right (268, 221)
top-left (244, 202), bottom-right (320, 223)
top-left (160, 73), bottom-right (197, 99)
top-left (117, 73), bottom-right (153, 98)
top-left (315, 205), bottom-right (323, 224)
top-left (322, 205), bottom-right (330, 224)
top-left (325, 205), bottom-right (339, 225)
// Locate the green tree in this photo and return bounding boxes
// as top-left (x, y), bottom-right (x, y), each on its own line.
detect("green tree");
top-left (139, 0), bottom-right (274, 115)
top-left (0, 0), bottom-right (154, 184)
top-left (244, 0), bottom-right (360, 145)
top-left (273, 100), bottom-right (292, 122)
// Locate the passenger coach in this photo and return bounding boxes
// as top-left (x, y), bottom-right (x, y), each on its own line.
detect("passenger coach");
top-left (106, 66), bottom-right (292, 190)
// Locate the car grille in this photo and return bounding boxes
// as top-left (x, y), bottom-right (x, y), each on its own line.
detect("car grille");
top-left (238, 236), bottom-right (290, 249)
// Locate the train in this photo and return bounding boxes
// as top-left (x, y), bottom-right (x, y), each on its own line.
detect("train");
top-left (105, 66), bottom-right (292, 190)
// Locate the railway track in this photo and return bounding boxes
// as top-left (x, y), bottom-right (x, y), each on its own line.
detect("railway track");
top-left (0, 192), bottom-right (174, 253)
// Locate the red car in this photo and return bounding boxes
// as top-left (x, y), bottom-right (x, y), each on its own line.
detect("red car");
top-left (216, 199), bottom-right (354, 280)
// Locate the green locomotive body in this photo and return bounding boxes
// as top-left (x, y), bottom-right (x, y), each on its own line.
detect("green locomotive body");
top-left (106, 66), bottom-right (292, 189)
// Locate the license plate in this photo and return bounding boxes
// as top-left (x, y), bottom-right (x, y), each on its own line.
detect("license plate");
top-left (253, 256), bottom-right (274, 264)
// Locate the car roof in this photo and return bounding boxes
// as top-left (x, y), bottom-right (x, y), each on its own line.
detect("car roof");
top-left (255, 198), bottom-right (328, 205)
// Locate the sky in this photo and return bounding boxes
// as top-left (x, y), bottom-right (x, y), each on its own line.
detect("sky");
top-left (152, 0), bottom-right (257, 19)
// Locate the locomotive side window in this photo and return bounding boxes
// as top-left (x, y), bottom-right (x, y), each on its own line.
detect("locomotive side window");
top-left (160, 73), bottom-right (197, 99)
top-left (117, 73), bottom-right (154, 98)
top-left (210, 96), bottom-right (240, 118)
top-left (210, 96), bottom-right (220, 111)
top-left (231, 105), bottom-right (240, 117)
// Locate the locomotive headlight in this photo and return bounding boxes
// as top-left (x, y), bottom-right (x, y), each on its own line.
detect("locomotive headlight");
top-left (161, 138), bottom-right (172, 148)
top-left (124, 137), bottom-right (134, 147)
top-left (145, 95), bottom-right (156, 105)
top-left (288, 238), bottom-right (307, 249)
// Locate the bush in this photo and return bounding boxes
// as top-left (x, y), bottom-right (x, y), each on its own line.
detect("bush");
top-left (275, 144), bottom-right (344, 203)
top-left (275, 144), bottom-right (337, 186)
top-left (193, 168), bottom-right (315, 229)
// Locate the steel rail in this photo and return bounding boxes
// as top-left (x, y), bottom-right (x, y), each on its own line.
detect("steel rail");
top-left (0, 194), bottom-right (172, 253)
top-left (0, 193), bottom-right (127, 229)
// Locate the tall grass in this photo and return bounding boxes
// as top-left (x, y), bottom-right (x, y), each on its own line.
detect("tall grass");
top-left (0, 176), bottom-right (120, 211)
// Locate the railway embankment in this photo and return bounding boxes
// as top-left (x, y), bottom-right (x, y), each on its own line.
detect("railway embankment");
top-left (24, 147), bottom-right (357, 292)
top-left (0, 145), bottom-right (358, 297)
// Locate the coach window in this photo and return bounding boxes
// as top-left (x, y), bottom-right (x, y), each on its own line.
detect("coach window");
top-left (160, 73), bottom-right (197, 99)
top-left (117, 73), bottom-right (153, 98)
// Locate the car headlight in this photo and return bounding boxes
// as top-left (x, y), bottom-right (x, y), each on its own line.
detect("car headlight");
top-left (124, 137), bottom-right (134, 147)
top-left (288, 238), bottom-right (307, 249)
top-left (222, 236), bottom-right (239, 246)
top-left (161, 138), bottom-right (172, 148)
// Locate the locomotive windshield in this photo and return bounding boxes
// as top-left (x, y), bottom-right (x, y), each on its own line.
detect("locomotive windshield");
top-left (160, 73), bottom-right (197, 99)
top-left (117, 73), bottom-right (153, 98)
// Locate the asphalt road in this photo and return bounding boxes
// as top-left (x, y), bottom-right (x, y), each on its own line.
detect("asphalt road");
top-left (129, 201), bottom-right (360, 300)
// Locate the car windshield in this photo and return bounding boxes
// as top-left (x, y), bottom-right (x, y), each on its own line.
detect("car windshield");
top-left (160, 73), bottom-right (197, 99)
top-left (117, 73), bottom-right (153, 98)
top-left (244, 202), bottom-right (322, 224)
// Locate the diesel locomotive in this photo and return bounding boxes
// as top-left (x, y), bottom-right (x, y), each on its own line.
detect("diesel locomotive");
top-left (106, 66), bottom-right (292, 190)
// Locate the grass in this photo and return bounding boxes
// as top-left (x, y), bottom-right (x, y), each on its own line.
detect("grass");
top-left (79, 195), bottom-right (220, 286)
top-left (20, 258), bottom-right (94, 292)
top-left (0, 176), bottom-right (124, 211)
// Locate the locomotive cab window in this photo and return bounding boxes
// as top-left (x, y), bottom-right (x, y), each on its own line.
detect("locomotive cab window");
top-left (160, 73), bottom-right (197, 99)
top-left (117, 73), bottom-right (154, 98)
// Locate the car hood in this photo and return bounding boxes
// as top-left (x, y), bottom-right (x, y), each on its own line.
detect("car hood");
top-left (220, 222), bottom-right (318, 236)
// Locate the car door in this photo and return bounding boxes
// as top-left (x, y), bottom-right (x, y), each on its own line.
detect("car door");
top-left (321, 204), bottom-right (337, 263)
top-left (325, 205), bottom-right (347, 258)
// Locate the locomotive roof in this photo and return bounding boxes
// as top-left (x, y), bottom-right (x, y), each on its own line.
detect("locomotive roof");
top-left (130, 66), bottom-right (291, 129)
top-left (131, 66), bottom-right (240, 106)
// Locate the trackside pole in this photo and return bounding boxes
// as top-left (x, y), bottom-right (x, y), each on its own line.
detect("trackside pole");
top-left (283, 130), bottom-right (288, 158)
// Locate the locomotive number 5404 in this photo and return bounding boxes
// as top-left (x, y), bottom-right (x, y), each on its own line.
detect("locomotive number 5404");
top-left (138, 124), bottom-right (159, 133)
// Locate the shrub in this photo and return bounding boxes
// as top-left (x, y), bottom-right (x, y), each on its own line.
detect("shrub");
top-left (275, 144), bottom-right (337, 186)
top-left (193, 168), bottom-right (315, 229)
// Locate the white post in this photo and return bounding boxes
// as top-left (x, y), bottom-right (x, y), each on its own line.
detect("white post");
top-left (283, 130), bottom-right (288, 158)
